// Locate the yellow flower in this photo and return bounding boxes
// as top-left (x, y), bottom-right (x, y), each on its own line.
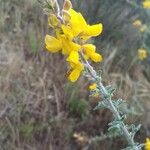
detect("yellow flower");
top-left (90, 52), bottom-right (103, 62)
top-left (45, 34), bottom-right (80, 55)
top-left (61, 36), bottom-right (81, 55)
top-left (67, 51), bottom-right (79, 64)
top-left (61, 25), bottom-right (75, 40)
top-left (89, 83), bottom-right (97, 90)
top-left (45, 35), bottom-right (62, 53)
top-left (138, 49), bottom-right (148, 60)
top-left (133, 20), bottom-right (147, 32)
top-left (82, 44), bottom-right (103, 62)
top-left (82, 24), bottom-right (103, 38)
top-left (83, 44), bottom-right (96, 56)
top-left (63, 9), bottom-right (103, 41)
top-left (133, 20), bottom-right (142, 27)
top-left (143, 1), bottom-right (150, 9)
top-left (145, 138), bottom-right (150, 150)
top-left (68, 68), bottom-right (81, 82)
top-left (89, 83), bottom-right (100, 98)
top-left (68, 62), bottom-right (84, 82)
top-left (68, 9), bottom-right (87, 36)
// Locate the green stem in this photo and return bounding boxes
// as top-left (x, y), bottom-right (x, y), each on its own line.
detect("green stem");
top-left (80, 52), bottom-right (140, 150)
top-left (99, 82), bottom-right (139, 150)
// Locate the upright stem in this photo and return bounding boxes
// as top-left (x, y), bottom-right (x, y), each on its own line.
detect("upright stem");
top-left (99, 82), bottom-right (138, 149)
top-left (80, 52), bottom-right (139, 150)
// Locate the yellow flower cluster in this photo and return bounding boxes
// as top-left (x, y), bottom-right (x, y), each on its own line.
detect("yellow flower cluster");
top-left (138, 49), bottom-right (148, 60)
top-left (133, 19), bottom-right (147, 32)
top-left (45, 1), bottom-right (103, 82)
top-left (145, 138), bottom-right (150, 150)
top-left (143, 0), bottom-right (150, 9)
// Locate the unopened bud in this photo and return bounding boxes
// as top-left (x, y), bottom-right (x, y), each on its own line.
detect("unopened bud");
top-left (48, 14), bottom-right (60, 28)
top-left (63, 10), bottom-right (71, 23)
top-left (63, 0), bottom-right (72, 11)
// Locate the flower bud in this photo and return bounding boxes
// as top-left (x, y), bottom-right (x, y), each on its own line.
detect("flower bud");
top-left (63, 0), bottom-right (72, 10)
top-left (63, 10), bottom-right (71, 23)
top-left (48, 14), bottom-right (60, 28)
top-left (138, 49), bottom-right (148, 60)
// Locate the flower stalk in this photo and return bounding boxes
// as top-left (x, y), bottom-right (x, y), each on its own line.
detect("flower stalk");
top-left (42, 0), bottom-right (143, 149)
top-left (80, 52), bottom-right (142, 150)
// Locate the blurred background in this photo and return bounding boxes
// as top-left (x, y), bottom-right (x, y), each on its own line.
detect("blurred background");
top-left (0, 0), bottom-right (150, 149)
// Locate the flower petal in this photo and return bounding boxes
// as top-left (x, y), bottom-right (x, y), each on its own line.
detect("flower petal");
top-left (67, 51), bottom-right (79, 64)
top-left (82, 44), bottom-right (96, 57)
top-left (70, 62), bottom-right (84, 70)
top-left (68, 61), bottom-right (84, 82)
top-left (45, 35), bottom-right (62, 53)
top-left (68, 68), bottom-right (81, 82)
top-left (68, 9), bottom-right (87, 36)
top-left (69, 9), bottom-right (87, 27)
top-left (61, 37), bottom-right (80, 55)
top-left (90, 52), bottom-right (103, 62)
top-left (61, 25), bottom-right (74, 40)
top-left (83, 23), bottom-right (103, 37)
top-left (71, 42), bottom-right (81, 51)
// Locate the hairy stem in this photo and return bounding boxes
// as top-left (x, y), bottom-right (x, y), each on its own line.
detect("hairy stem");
top-left (80, 52), bottom-right (139, 150)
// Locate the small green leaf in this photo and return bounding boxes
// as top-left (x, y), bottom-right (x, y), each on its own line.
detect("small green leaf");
top-left (94, 100), bottom-right (110, 110)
